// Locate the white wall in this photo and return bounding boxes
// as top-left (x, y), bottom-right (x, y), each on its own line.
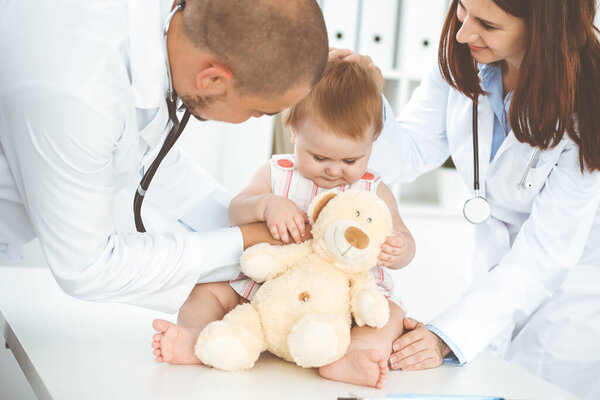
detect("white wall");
top-left (176, 116), bottom-right (276, 195)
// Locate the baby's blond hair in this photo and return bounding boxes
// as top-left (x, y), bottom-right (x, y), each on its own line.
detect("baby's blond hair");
top-left (284, 59), bottom-right (383, 141)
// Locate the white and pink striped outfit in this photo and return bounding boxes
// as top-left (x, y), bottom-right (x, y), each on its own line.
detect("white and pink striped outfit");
top-left (230, 154), bottom-right (401, 306)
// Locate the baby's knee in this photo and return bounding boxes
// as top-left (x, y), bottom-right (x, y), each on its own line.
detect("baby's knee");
top-left (201, 281), bottom-right (241, 310)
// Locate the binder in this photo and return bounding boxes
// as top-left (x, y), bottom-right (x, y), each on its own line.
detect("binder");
top-left (396, 0), bottom-right (449, 76)
top-left (357, 0), bottom-right (400, 70)
top-left (321, 0), bottom-right (360, 51)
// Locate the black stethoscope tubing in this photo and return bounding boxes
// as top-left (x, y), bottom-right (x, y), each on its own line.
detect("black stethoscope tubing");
top-left (133, 0), bottom-right (189, 232)
top-left (472, 99), bottom-right (480, 192)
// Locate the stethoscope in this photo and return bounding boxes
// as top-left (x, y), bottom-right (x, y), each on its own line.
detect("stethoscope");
top-left (463, 100), bottom-right (539, 224)
top-left (133, 0), bottom-right (190, 232)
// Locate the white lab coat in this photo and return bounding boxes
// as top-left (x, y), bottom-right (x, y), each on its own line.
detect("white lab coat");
top-left (371, 64), bottom-right (600, 398)
top-left (0, 0), bottom-right (244, 313)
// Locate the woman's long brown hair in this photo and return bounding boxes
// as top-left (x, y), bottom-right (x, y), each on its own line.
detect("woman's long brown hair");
top-left (439, 0), bottom-right (600, 172)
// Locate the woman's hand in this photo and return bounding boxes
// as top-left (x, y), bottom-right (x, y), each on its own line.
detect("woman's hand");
top-left (389, 318), bottom-right (451, 371)
top-left (263, 195), bottom-right (310, 244)
top-left (328, 48), bottom-right (385, 92)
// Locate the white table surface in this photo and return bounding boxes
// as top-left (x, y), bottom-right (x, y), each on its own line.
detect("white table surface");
top-left (0, 266), bottom-right (580, 400)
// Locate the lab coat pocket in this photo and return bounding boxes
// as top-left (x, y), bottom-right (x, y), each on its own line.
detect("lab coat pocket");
top-left (487, 146), bottom-right (557, 213)
top-left (509, 157), bottom-right (555, 212)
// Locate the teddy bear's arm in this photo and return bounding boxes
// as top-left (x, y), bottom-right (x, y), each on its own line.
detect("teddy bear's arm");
top-left (349, 274), bottom-right (390, 328)
top-left (240, 240), bottom-right (314, 282)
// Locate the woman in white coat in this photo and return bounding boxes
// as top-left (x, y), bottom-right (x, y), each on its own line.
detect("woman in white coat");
top-left (347, 0), bottom-right (600, 397)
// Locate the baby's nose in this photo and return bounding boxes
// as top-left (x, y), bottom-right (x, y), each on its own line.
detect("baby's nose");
top-left (326, 166), bottom-right (341, 177)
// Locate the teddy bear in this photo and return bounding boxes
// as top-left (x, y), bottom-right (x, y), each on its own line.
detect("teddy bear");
top-left (194, 190), bottom-right (393, 371)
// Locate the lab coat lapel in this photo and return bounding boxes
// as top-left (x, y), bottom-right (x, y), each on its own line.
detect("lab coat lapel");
top-left (128, 0), bottom-right (168, 110)
top-left (490, 129), bottom-right (518, 167)
top-left (128, 0), bottom-right (174, 162)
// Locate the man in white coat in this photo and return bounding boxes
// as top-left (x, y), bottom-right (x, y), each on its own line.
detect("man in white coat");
top-left (0, 0), bottom-right (328, 312)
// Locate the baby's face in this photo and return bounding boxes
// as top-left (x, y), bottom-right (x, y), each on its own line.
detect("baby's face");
top-left (291, 117), bottom-right (374, 189)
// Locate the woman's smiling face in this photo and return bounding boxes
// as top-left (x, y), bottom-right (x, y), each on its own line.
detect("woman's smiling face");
top-left (455, 0), bottom-right (527, 69)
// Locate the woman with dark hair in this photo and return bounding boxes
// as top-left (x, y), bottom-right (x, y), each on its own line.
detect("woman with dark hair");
top-left (338, 0), bottom-right (600, 397)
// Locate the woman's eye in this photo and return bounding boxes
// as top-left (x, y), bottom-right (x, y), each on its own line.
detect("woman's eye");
top-left (343, 159), bottom-right (356, 165)
top-left (367, 217), bottom-right (372, 223)
top-left (481, 22), bottom-right (497, 31)
top-left (355, 211), bottom-right (360, 217)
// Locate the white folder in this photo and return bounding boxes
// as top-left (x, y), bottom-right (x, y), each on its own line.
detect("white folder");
top-left (396, 0), bottom-right (449, 76)
top-left (357, 0), bottom-right (400, 70)
top-left (321, 0), bottom-right (361, 51)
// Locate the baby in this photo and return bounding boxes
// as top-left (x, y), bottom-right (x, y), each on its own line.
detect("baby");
top-left (152, 59), bottom-right (416, 389)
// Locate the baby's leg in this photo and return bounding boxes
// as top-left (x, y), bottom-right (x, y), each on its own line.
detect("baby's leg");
top-left (319, 301), bottom-right (405, 389)
top-left (152, 282), bottom-right (242, 365)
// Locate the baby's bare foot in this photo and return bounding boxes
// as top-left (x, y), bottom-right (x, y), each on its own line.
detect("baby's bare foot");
top-left (151, 319), bottom-right (202, 365)
top-left (318, 348), bottom-right (389, 389)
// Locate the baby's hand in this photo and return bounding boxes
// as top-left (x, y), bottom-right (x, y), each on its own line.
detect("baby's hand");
top-left (377, 232), bottom-right (409, 267)
top-left (264, 195), bottom-right (309, 244)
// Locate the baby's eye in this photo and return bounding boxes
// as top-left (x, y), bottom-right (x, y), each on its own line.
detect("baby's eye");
top-left (343, 159), bottom-right (356, 165)
top-left (366, 217), bottom-right (372, 223)
top-left (355, 211), bottom-right (360, 217)
top-left (313, 155), bottom-right (325, 162)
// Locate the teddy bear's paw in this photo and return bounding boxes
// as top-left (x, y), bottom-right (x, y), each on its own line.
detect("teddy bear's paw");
top-left (357, 291), bottom-right (390, 328)
top-left (240, 245), bottom-right (281, 282)
top-left (288, 315), bottom-right (350, 368)
top-left (194, 321), bottom-right (262, 371)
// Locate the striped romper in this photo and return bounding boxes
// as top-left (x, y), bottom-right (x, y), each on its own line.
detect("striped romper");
top-left (229, 154), bottom-right (401, 306)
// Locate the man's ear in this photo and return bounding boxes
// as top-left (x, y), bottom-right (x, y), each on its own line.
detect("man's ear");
top-left (195, 65), bottom-right (233, 96)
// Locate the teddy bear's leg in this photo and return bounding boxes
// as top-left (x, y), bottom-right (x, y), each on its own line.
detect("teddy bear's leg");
top-left (194, 303), bottom-right (265, 371)
top-left (288, 314), bottom-right (350, 368)
top-left (355, 289), bottom-right (390, 328)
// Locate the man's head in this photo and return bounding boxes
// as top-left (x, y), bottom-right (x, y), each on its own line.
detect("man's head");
top-left (167, 0), bottom-right (329, 123)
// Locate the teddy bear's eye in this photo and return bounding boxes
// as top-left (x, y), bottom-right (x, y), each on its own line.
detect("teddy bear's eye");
top-left (367, 218), bottom-right (372, 223)
top-left (355, 211), bottom-right (360, 217)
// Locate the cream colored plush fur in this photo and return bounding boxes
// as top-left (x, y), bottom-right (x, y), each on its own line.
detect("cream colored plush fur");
top-left (194, 190), bottom-right (393, 371)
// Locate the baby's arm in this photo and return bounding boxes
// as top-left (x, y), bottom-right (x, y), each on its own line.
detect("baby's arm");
top-left (228, 162), bottom-right (309, 243)
top-left (376, 183), bottom-right (416, 269)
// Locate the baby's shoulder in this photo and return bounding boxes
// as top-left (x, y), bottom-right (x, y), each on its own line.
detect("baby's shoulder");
top-left (270, 154), bottom-right (296, 171)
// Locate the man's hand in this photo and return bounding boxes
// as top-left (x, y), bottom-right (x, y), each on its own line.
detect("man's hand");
top-left (328, 48), bottom-right (385, 92)
top-left (389, 318), bottom-right (451, 370)
top-left (263, 195), bottom-right (309, 244)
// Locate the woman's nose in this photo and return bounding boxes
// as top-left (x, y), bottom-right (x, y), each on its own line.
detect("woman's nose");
top-left (456, 17), bottom-right (479, 44)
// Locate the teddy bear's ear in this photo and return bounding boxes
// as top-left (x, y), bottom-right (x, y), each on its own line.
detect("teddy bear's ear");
top-left (308, 191), bottom-right (338, 224)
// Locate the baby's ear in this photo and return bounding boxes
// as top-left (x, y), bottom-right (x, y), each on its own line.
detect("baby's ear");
top-left (308, 192), bottom-right (337, 224)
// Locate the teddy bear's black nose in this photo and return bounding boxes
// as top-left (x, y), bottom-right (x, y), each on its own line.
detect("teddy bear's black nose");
top-left (344, 226), bottom-right (370, 249)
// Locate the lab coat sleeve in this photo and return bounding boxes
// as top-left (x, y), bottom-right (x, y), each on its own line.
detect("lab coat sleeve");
top-left (428, 138), bottom-right (600, 363)
top-left (2, 90), bottom-right (242, 313)
top-left (369, 65), bottom-right (451, 183)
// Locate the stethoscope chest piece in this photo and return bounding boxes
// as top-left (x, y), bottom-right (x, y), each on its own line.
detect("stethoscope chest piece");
top-left (463, 196), bottom-right (491, 224)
